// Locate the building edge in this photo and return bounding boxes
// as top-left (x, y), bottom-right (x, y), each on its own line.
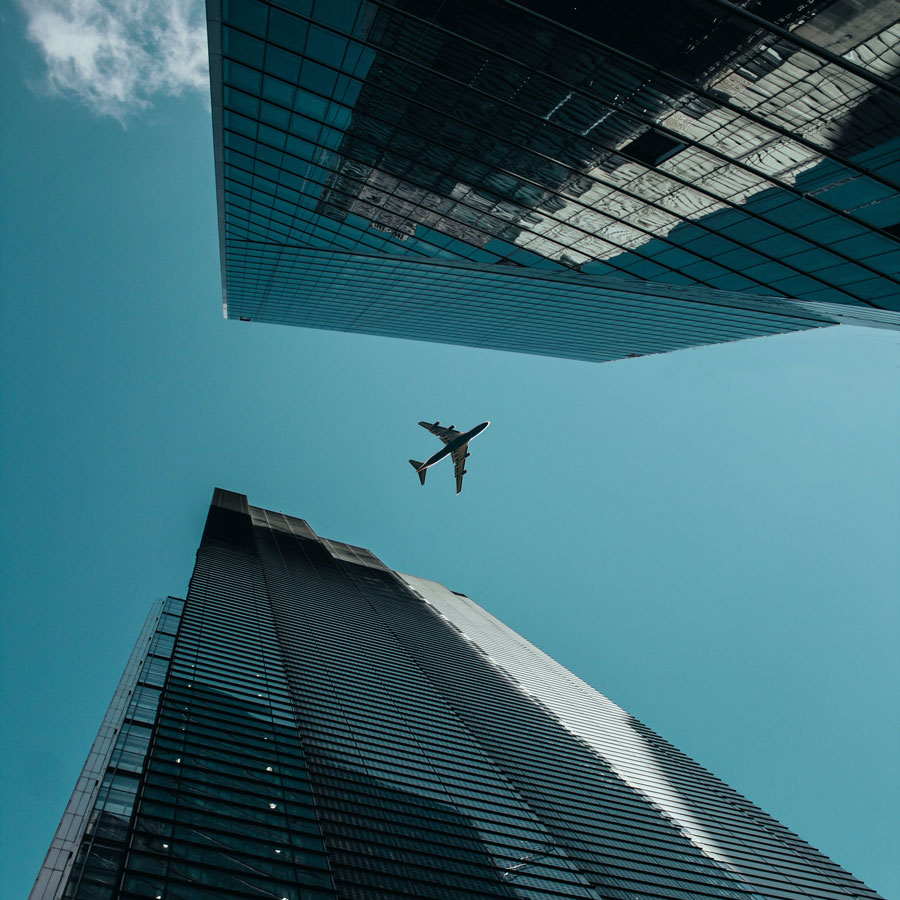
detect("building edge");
top-left (29, 601), bottom-right (166, 900)
top-left (206, 0), bottom-right (228, 319)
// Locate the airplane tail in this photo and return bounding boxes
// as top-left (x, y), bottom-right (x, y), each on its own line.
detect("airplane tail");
top-left (408, 459), bottom-right (427, 486)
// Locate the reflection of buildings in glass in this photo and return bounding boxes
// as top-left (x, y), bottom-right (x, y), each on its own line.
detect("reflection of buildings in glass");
top-left (313, 0), bottom-right (900, 274)
top-left (321, 161), bottom-right (503, 246)
top-left (519, 5), bottom-right (900, 270)
top-left (209, 0), bottom-right (900, 357)
top-left (32, 490), bottom-right (886, 900)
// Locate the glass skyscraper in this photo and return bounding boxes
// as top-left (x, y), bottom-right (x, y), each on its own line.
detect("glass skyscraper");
top-left (33, 488), bottom-right (884, 900)
top-left (207, 0), bottom-right (900, 362)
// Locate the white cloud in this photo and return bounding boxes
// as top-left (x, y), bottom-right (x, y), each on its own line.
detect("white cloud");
top-left (19, 0), bottom-right (209, 118)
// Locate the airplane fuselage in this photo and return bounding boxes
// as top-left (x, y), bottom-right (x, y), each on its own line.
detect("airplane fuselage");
top-left (421, 421), bottom-right (489, 470)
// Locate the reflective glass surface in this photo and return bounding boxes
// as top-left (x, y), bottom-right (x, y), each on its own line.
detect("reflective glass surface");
top-left (38, 490), bottom-right (885, 899)
top-left (62, 600), bottom-right (185, 900)
top-left (209, 0), bottom-right (900, 361)
top-left (42, 490), bottom-right (877, 900)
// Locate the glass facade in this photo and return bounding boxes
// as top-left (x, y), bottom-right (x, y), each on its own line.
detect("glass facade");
top-left (207, 0), bottom-right (900, 362)
top-left (34, 488), bottom-right (885, 900)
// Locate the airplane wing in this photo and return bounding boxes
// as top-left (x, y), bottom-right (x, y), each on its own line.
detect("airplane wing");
top-left (451, 443), bottom-right (469, 494)
top-left (418, 420), bottom-right (460, 444)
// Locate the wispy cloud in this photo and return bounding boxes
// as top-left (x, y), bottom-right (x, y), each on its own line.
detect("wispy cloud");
top-left (19, 0), bottom-right (209, 118)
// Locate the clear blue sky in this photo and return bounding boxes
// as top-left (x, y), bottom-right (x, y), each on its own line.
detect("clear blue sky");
top-left (1, 4), bottom-right (898, 898)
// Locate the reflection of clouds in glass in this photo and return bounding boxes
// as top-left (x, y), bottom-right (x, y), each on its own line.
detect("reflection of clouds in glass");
top-left (18, 0), bottom-right (208, 118)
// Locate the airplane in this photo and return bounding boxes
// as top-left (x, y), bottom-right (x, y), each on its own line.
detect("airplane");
top-left (409, 420), bottom-right (490, 494)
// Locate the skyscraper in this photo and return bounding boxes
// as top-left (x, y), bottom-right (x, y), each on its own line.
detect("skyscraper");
top-left (33, 488), bottom-right (883, 900)
top-left (207, 0), bottom-right (900, 362)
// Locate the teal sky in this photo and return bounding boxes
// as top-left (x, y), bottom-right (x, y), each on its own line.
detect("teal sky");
top-left (1, 4), bottom-right (898, 898)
